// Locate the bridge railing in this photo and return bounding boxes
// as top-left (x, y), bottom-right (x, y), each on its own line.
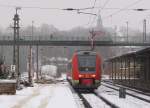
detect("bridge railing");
top-left (0, 35), bottom-right (150, 43)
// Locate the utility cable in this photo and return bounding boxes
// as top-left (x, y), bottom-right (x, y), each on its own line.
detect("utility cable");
top-left (86, 0), bottom-right (98, 26)
top-left (90, 0), bottom-right (111, 27)
top-left (102, 0), bottom-right (143, 19)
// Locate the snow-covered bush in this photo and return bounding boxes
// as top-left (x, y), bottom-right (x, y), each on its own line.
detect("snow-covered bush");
top-left (41, 65), bottom-right (57, 80)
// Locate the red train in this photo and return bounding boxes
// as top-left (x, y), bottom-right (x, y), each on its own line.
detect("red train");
top-left (67, 50), bottom-right (102, 90)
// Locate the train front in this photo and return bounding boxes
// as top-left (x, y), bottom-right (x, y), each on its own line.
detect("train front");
top-left (72, 51), bottom-right (101, 89)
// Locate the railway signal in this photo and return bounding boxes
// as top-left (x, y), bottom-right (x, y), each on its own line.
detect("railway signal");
top-left (13, 7), bottom-right (21, 90)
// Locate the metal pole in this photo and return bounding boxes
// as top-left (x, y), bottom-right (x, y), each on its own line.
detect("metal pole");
top-left (128, 58), bottom-right (130, 85)
top-left (114, 25), bottom-right (117, 42)
top-left (36, 45), bottom-right (39, 80)
top-left (32, 21), bottom-right (34, 40)
top-left (133, 57), bottom-right (136, 86)
top-left (112, 61), bottom-right (113, 80)
top-left (31, 21), bottom-right (34, 78)
top-left (13, 7), bottom-right (21, 89)
top-left (125, 57), bottom-right (126, 81)
top-left (118, 59), bottom-right (120, 80)
top-left (121, 58), bottom-right (123, 83)
top-left (13, 19), bottom-right (16, 65)
top-left (115, 59), bottom-right (116, 80)
top-left (126, 21), bottom-right (128, 42)
top-left (40, 48), bottom-right (43, 79)
top-left (28, 46), bottom-right (32, 86)
top-left (28, 21), bottom-right (34, 86)
top-left (143, 19), bottom-right (146, 43)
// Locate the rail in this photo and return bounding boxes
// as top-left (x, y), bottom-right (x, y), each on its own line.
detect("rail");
top-left (93, 92), bottom-right (119, 108)
top-left (102, 82), bottom-right (150, 103)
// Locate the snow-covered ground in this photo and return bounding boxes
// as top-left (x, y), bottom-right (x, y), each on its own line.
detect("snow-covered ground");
top-left (1, 77), bottom-right (150, 108)
top-left (102, 82), bottom-right (150, 101)
top-left (0, 82), bottom-right (78, 108)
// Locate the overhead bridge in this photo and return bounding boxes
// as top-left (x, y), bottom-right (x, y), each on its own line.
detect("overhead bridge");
top-left (0, 35), bottom-right (150, 46)
top-left (0, 40), bottom-right (150, 46)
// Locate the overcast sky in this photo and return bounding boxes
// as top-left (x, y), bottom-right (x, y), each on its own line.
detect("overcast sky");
top-left (0, 0), bottom-right (150, 30)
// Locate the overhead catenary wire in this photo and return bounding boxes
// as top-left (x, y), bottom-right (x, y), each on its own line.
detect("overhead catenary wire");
top-left (90, 0), bottom-right (111, 28)
top-left (0, 3), bottom-right (99, 18)
top-left (0, 2), bottom-right (148, 12)
top-left (93, 0), bottom-right (97, 8)
top-left (102, 0), bottom-right (143, 19)
top-left (100, 0), bottom-right (144, 31)
top-left (0, 1), bottom-right (147, 30)
top-left (0, 4), bottom-right (97, 11)
top-left (101, 0), bottom-right (111, 10)
top-left (93, 7), bottom-right (150, 11)
top-left (0, 4), bottom-right (63, 10)
top-left (85, 0), bottom-right (145, 30)
top-left (85, 0), bottom-right (98, 27)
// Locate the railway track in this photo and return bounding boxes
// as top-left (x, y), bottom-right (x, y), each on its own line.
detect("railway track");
top-left (103, 80), bottom-right (150, 96)
top-left (68, 84), bottom-right (92, 108)
top-left (77, 92), bottom-right (93, 108)
top-left (93, 92), bottom-right (119, 108)
top-left (77, 91), bottom-right (119, 108)
top-left (68, 82), bottom-right (119, 108)
top-left (102, 81), bottom-right (150, 103)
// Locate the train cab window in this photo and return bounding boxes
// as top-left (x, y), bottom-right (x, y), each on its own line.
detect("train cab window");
top-left (78, 55), bottom-right (96, 72)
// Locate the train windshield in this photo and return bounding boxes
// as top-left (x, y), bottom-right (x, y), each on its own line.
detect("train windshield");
top-left (78, 55), bottom-right (96, 72)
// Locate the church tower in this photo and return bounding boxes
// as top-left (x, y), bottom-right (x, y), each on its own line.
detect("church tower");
top-left (96, 14), bottom-right (103, 29)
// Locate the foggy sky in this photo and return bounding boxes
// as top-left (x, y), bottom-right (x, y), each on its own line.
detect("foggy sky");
top-left (0, 0), bottom-right (150, 31)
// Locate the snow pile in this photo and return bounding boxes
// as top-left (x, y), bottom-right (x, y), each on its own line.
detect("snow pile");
top-left (41, 65), bottom-right (57, 80)
top-left (56, 73), bottom-right (66, 81)
top-left (0, 80), bottom-right (16, 83)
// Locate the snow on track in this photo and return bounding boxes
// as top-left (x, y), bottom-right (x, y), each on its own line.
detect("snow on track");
top-left (82, 93), bottom-right (111, 108)
top-left (103, 82), bottom-right (150, 101)
top-left (96, 85), bottom-right (150, 108)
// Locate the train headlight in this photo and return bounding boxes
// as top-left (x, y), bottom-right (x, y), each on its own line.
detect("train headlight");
top-left (79, 74), bottom-right (84, 78)
top-left (91, 74), bottom-right (96, 77)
